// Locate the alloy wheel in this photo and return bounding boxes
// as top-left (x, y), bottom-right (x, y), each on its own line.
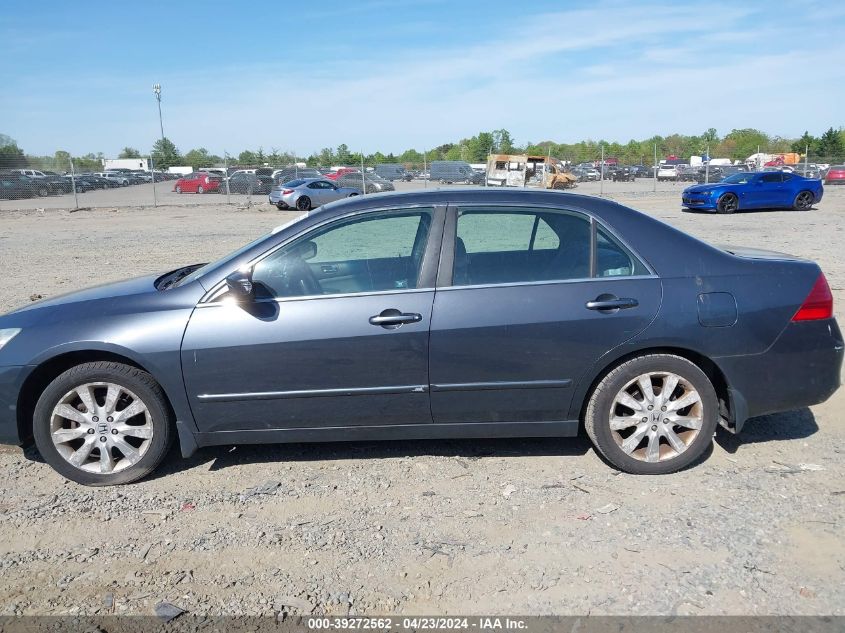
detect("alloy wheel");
top-left (608, 371), bottom-right (704, 463)
top-left (49, 382), bottom-right (154, 474)
top-left (795, 191), bottom-right (814, 210)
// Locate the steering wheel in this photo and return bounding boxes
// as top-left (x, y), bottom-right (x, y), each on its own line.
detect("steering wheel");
top-left (279, 256), bottom-right (322, 296)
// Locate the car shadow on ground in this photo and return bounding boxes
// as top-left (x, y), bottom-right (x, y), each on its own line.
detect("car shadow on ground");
top-left (715, 407), bottom-right (817, 454)
top-left (151, 434), bottom-right (596, 480)
top-left (682, 207), bottom-right (816, 215)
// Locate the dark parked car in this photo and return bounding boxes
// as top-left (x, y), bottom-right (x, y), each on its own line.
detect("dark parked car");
top-left (0, 172), bottom-right (41, 199)
top-left (273, 167), bottom-right (323, 184)
top-left (682, 172), bottom-right (824, 213)
top-left (221, 172), bottom-right (274, 195)
top-left (39, 171), bottom-right (74, 194)
top-left (629, 165), bottom-right (651, 178)
top-left (0, 189), bottom-right (841, 485)
top-left (610, 166), bottom-right (635, 182)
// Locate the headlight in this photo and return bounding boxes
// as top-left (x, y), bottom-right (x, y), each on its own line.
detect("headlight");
top-left (0, 328), bottom-right (21, 352)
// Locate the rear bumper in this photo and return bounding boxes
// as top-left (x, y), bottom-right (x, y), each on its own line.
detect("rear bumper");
top-left (0, 365), bottom-right (26, 445)
top-left (716, 319), bottom-right (843, 430)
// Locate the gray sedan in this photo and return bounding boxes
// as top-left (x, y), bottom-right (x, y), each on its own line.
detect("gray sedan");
top-left (269, 178), bottom-right (360, 210)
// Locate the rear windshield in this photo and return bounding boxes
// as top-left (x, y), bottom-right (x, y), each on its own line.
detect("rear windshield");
top-left (283, 179), bottom-right (306, 187)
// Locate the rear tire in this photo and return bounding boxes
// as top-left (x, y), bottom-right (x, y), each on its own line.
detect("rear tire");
top-left (175, 185), bottom-right (182, 194)
top-left (793, 190), bottom-right (814, 210)
top-left (584, 354), bottom-right (718, 475)
top-left (296, 196), bottom-right (311, 211)
top-left (37, 185), bottom-right (50, 197)
top-left (716, 192), bottom-right (738, 214)
top-left (33, 362), bottom-right (173, 486)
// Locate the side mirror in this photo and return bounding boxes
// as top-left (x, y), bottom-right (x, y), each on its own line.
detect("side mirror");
top-left (226, 268), bottom-right (254, 300)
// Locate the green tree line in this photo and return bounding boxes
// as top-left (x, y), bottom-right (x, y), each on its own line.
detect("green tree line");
top-left (2, 127), bottom-right (844, 173)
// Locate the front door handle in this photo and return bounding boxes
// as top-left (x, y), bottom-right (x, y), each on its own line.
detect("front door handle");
top-left (369, 308), bottom-right (423, 329)
top-left (586, 295), bottom-right (639, 312)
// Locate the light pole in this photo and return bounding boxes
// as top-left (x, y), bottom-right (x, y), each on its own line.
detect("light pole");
top-left (152, 84), bottom-right (165, 142)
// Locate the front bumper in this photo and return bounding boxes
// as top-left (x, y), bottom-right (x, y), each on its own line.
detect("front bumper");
top-left (681, 195), bottom-right (716, 210)
top-left (0, 365), bottom-right (26, 445)
top-left (716, 319), bottom-right (844, 430)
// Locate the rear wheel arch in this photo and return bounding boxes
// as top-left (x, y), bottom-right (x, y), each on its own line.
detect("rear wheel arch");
top-left (16, 350), bottom-right (176, 447)
top-left (575, 346), bottom-right (731, 429)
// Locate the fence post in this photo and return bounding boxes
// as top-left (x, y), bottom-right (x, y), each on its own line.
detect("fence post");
top-left (599, 144), bottom-right (604, 196)
top-left (653, 144), bottom-right (657, 192)
top-left (424, 150), bottom-right (428, 189)
top-left (361, 153), bottom-right (366, 195)
top-left (150, 156), bottom-right (157, 207)
top-left (70, 158), bottom-right (79, 210)
top-left (224, 152), bottom-right (230, 204)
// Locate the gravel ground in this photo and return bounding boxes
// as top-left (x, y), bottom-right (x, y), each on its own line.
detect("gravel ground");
top-left (0, 183), bottom-right (843, 617)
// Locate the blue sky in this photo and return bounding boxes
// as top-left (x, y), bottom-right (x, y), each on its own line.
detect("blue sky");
top-left (1, 0), bottom-right (844, 157)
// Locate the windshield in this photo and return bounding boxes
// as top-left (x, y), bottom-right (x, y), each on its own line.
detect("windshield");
top-left (722, 173), bottom-right (754, 184)
top-left (282, 179), bottom-right (306, 187)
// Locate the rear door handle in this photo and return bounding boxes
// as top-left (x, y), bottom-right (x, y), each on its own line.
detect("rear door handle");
top-left (369, 309), bottom-right (423, 328)
top-left (586, 296), bottom-right (639, 311)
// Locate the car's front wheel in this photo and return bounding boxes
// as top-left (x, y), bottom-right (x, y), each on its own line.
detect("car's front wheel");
top-left (716, 192), bottom-right (738, 214)
top-left (175, 185), bottom-right (182, 194)
top-left (585, 354), bottom-right (718, 475)
top-left (33, 362), bottom-right (173, 486)
top-left (197, 185), bottom-right (205, 194)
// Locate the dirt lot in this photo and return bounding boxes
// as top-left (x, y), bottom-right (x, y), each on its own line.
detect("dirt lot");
top-left (0, 183), bottom-right (843, 617)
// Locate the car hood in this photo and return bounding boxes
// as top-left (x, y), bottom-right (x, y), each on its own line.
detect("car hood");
top-left (683, 183), bottom-right (730, 193)
top-left (7, 273), bottom-right (161, 316)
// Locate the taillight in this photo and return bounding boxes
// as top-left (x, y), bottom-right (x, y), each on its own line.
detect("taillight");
top-left (792, 273), bottom-right (833, 321)
top-left (282, 189), bottom-right (294, 194)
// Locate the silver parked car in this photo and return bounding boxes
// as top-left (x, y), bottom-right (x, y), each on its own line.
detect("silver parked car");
top-left (268, 178), bottom-right (360, 210)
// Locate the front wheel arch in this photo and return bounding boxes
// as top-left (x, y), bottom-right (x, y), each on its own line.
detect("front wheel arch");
top-left (16, 350), bottom-right (176, 448)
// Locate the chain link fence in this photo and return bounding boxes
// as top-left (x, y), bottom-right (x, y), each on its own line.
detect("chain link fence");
top-left (2, 143), bottom-right (844, 211)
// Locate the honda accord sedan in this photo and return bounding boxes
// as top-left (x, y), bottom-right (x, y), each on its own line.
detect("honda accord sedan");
top-left (0, 189), bottom-right (841, 485)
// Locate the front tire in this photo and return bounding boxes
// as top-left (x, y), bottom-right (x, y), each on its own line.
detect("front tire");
top-left (793, 190), bottom-right (814, 210)
top-left (197, 185), bottom-right (205, 194)
top-left (175, 185), bottom-right (182, 194)
top-left (33, 362), bottom-right (173, 486)
top-left (584, 354), bottom-right (718, 475)
top-left (716, 192), bottom-right (738, 214)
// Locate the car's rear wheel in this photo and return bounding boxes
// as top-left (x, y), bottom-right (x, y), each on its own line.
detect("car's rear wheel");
top-left (37, 185), bottom-right (50, 197)
top-left (33, 362), bottom-right (173, 486)
top-left (197, 185), bottom-right (205, 194)
top-left (585, 354), bottom-right (718, 475)
top-left (716, 192), bottom-right (738, 214)
top-left (175, 185), bottom-right (182, 194)
top-left (296, 196), bottom-right (311, 210)
top-left (793, 190), bottom-right (814, 210)
top-left (348, 193), bottom-right (358, 197)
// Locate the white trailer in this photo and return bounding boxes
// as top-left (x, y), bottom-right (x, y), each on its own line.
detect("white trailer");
top-left (103, 158), bottom-right (149, 171)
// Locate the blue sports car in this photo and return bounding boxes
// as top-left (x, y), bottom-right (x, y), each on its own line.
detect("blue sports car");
top-left (682, 171), bottom-right (824, 214)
